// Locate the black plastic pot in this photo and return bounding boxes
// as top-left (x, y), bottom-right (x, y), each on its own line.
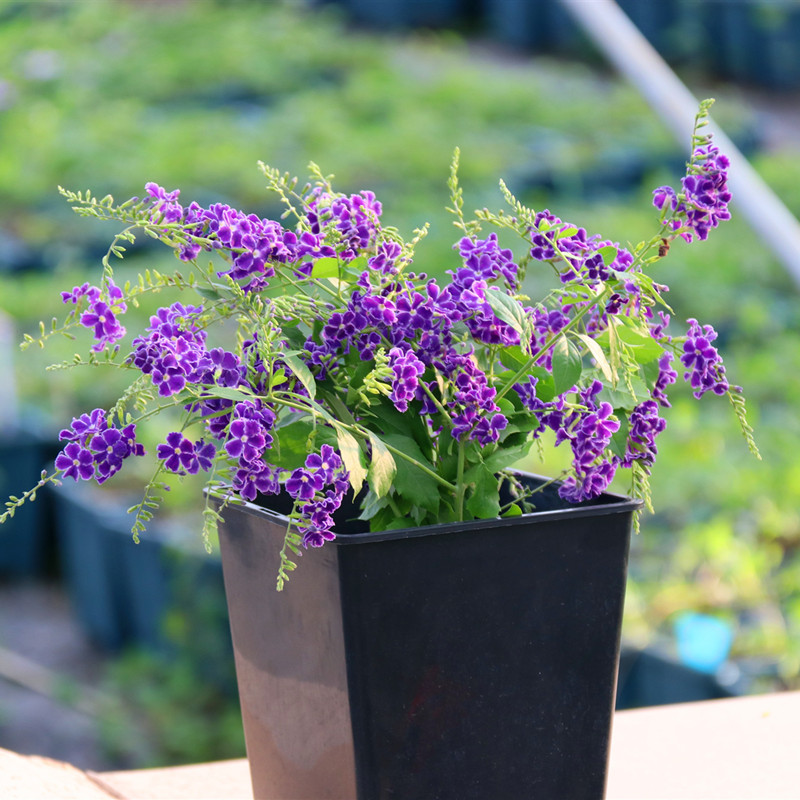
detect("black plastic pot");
top-left (51, 482), bottom-right (229, 655)
top-left (615, 646), bottom-right (736, 711)
top-left (332, 0), bottom-right (473, 30)
top-left (213, 473), bottom-right (640, 800)
top-left (0, 431), bottom-right (56, 576)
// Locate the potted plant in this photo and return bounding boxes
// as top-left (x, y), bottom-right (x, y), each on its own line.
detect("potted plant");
top-left (2, 100), bottom-right (758, 798)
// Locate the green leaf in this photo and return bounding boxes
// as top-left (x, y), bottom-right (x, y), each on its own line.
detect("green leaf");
top-left (597, 244), bottom-right (618, 266)
top-left (281, 322), bottom-right (307, 351)
top-left (202, 385), bottom-right (255, 403)
top-left (383, 518), bottom-right (413, 531)
top-left (530, 367), bottom-right (556, 402)
top-left (382, 433), bottom-right (440, 513)
top-left (481, 440), bottom-right (533, 473)
top-left (465, 464), bottom-right (501, 519)
top-left (608, 415), bottom-right (630, 460)
top-left (498, 345), bottom-right (530, 371)
top-left (551, 336), bottom-right (582, 395)
top-left (310, 257), bottom-right (339, 279)
top-left (615, 322), bottom-right (663, 364)
top-left (348, 255), bottom-right (368, 272)
top-left (502, 503), bottom-right (523, 518)
top-left (575, 332), bottom-right (615, 385)
top-left (367, 431), bottom-right (397, 498)
top-left (357, 488), bottom-right (390, 521)
top-left (272, 419), bottom-right (315, 470)
top-left (282, 352), bottom-right (317, 400)
top-left (599, 375), bottom-right (650, 411)
top-left (335, 427), bottom-right (367, 494)
top-left (555, 225), bottom-right (578, 238)
top-left (366, 396), bottom-right (434, 458)
top-left (485, 288), bottom-right (526, 335)
top-left (195, 286), bottom-right (224, 301)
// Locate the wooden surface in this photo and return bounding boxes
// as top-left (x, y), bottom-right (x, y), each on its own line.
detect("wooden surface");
top-left (3, 691), bottom-right (798, 799)
top-left (607, 690), bottom-right (800, 799)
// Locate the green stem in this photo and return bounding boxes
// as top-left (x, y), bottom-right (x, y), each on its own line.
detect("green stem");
top-left (495, 289), bottom-right (608, 403)
top-left (419, 381), bottom-right (453, 426)
top-left (454, 437), bottom-right (467, 522)
top-left (386, 494), bottom-right (403, 518)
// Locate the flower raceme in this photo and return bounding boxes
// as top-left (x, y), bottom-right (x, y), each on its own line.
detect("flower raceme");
top-left (8, 100), bottom-right (759, 588)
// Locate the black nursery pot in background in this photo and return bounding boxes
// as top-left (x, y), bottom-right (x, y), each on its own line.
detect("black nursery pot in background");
top-left (0, 431), bottom-right (55, 577)
top-left (213, 474), bottom-right (640, 800)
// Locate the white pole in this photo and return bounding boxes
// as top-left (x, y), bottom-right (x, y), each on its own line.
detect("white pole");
top-left (559, 0), bottom-right (800, 289)
top-left (0, 311), bottom-right (18, 432)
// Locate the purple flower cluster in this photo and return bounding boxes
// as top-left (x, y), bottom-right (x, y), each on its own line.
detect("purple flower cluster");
top-left (621, 400), bottom-right (667, 470)
top-left (47, 125), bottom-right (741, 556)
top-left (681, 318), bottom-right (730, 398)
top-left (307, 189), bottom-right (383, 261)
top-left (388, 347), bottom-right (425, 413)
top-left (157, 432), bottom-right (216, 475)
top-left (528, 210), bottom-right (633, 287)
top-left (285, 445), bottom-right (350, 547)
top-left (652, 352), bottom-right (678, 407)
top-left (457, 233), bottom-right (519, 290)
top-left (142, 183), bottom-right (336, 291)
top-left (145, 182), bottom-right (184, 224)
top-left (62, 281), bottom-right (127, 352)
top-left (55, 409), bottom-right (144, 483)
top-left (653, 144), bottom-right (731, 242)
top-left (444, 266), bottom-right (520, 347)
top-left (445, 351), bottom-right (508, 446)
top-left (555, 383), bottom-right (620, 502)
top-left (130, 302), bottom-right (243, 397)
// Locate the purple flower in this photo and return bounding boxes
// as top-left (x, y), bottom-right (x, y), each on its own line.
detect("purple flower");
top-left (558, 460), bottom-right (618, 503)
top-left (653, 143), bottom-right (731, 242)
top-left (652, 352), bottom-right (678, 407)
top-left (63, 281), bottom-right (128, 352)
top-left (307, 189), bottom-right (382, 261)
top-left (59, 408), bottom-right (107, 444)
top-left (91, 427), bottom-right (131, 482)
top-left (388, 347), bottom-right (425, 412)
top-left (146, 182), bottom-right (184, 223)
top-left (80, 300), bottom-right (126, 352)
top-left (225, 417), bottom-right (267, 464)
top-left (130, 303), bottom-right (213, 397)
top-left (457, 232), bottom-right (519, 288)
top-left (232, 461), bottom-right (280, 502)
top-left (622, 400), bottom-right (667, 469)
top-left (681, 318), bottom-right (729, 398)
top-left (56, 413), bottom-right (145, 483)
top-left (158, 432), bottom-right (198, 474)
top-left (61, 283), bottom-right (100, 305)
top-left (285, 468), bottom-right (324, 501)
top-left (304, 444), bottom-right (343, 484)
top-left (55, 442), bottom-right (94, 481)
top-left (157, 433), bottom-right (216, 475)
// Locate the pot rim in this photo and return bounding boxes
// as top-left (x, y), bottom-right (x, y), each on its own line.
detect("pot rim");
top-left (207, 469), bottom-right (643, 546)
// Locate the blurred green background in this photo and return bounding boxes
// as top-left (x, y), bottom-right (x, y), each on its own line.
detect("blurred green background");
top-left (1, 0), bottom-right (800, 770)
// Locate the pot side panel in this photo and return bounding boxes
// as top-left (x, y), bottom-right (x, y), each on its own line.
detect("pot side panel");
top-left (337, 513), bottom-right (631, 800)
top-left (216, 505), bottom-right (357, 800)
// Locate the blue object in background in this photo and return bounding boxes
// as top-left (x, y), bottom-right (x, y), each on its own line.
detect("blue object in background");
top-left (674, 612), bottom-right (734, 674)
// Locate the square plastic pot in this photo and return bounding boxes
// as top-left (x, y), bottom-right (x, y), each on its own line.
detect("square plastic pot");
top-left (213, 473), bottom-right (640, 800)
top-left (0, 432), bottom-right (55, 576)
top-left (51, 481), bottom-right (228, 655)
